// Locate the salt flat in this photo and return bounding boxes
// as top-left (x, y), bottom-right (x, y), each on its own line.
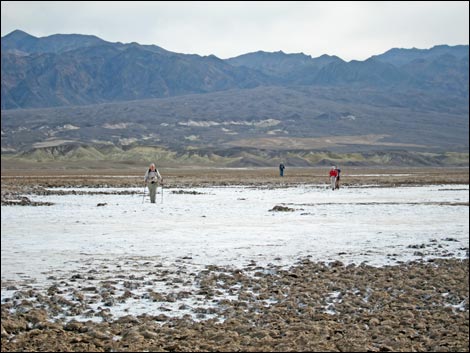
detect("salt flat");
top-left (2, 184), bottom-right (468, 279)
top-left (1, 184), bottom-right (468, 322)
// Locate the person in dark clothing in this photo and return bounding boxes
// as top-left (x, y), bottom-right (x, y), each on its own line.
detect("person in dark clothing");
top-left (335, 167), bottom-right (341, 189)
top-left (279, 163), bottom-right (285, 177)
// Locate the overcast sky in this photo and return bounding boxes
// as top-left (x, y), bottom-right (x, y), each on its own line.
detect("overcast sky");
top-left (1, 1), bottom-right (468, 61)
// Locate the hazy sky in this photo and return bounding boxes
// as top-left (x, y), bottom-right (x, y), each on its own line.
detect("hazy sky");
top-left (1, 1), bottom-right (468, 61)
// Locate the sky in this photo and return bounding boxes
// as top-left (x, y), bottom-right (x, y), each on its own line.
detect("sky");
top-left (1, 1), bottom-right (469, 61)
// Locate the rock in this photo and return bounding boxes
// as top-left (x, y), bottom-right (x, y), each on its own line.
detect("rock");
top-left (1, 257), bottom-right (468, 352)
top-left (269, 205), bottom-right (295, 212)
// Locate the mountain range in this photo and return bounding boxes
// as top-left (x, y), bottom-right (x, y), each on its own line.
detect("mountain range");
top-left (1, 30), bottom-right (468, 167)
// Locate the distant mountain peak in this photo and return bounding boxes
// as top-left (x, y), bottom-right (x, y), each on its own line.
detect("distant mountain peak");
top-left (313, 53), bottom-right (344, 62)
top-left (317, 54), bottom-right (333, 58)
top-left (1, 29), bottom-right (107, 55)
top-left (3, 29), bottom-right (36, 39)
top-left (372, 44), bottom-right (469, 67)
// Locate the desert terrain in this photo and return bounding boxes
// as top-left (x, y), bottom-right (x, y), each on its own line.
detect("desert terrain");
top-left (1, 167), bottom-right (468, 352)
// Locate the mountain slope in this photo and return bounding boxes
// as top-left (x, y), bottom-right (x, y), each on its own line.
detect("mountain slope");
top-left (1, 39), bottom-right (272, 109)
top-left (1, 31), bottom-right (468, 166)
top-left (2, 85), bottom-right (468, 154)
top-left (2, 30), bottom-right (468, 109)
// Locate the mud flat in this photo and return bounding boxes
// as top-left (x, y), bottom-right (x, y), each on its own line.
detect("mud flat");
top-left (1, 167), bottom-right (469, 190)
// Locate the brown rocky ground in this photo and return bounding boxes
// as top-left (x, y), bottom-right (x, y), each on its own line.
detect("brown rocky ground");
top-left (1, 259), bottom-right (468, 352)
top-left (2, 166), bottom-right (469, 188)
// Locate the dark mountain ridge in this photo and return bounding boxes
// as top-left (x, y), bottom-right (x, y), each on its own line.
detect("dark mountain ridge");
top-left (2, 30), bottom-right (468, 109)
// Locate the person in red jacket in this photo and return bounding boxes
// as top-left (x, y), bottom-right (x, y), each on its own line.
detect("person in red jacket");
top-left (329, 166), bottom-right (338, 190)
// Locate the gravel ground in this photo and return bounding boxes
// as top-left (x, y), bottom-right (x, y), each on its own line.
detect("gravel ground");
top-left (1, 258), bottom-right (468, 352)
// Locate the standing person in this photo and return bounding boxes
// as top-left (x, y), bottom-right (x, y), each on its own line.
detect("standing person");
top-left (335, 166), bottom-right (341, 190)
top-left (279, 163), bottom-right (285, 177)
top-left (144, 163), bottom-right (163, 203)
top-left (329, 166), bottom-right (338, 190)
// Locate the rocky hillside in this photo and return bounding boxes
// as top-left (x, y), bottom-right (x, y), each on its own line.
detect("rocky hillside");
top-left (2, 30), bottom-right (468, 109)
top-left (1, 31), bottom-right (468, 166)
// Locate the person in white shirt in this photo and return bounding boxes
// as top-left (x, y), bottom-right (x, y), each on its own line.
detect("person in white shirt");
top-left (144, 163), bottom-right (163, 203)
